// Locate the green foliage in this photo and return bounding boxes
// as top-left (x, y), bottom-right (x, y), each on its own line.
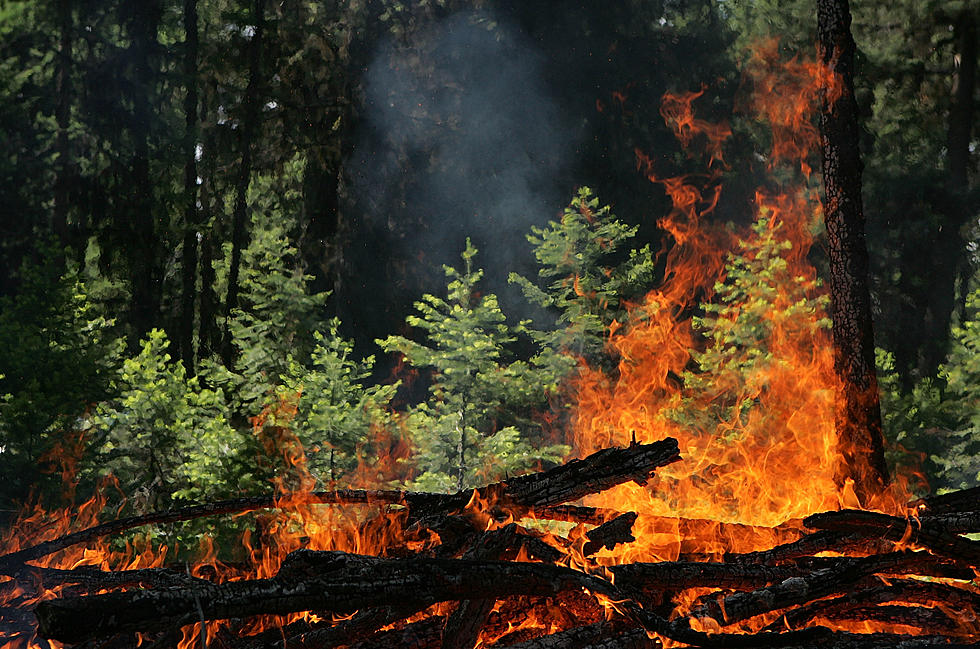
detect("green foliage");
top-left (0, 253), bottom-right (123, 509)
top-left (381, 239), bottom-right (567, 492)
top-left (510, 187), bottom-right (656, 376)
top-left (936, 289), bottom-right (980, 488)
top-left (82, 330), bottom-right (248, 511)
top-left (876, 349), bottom-right (948, 490)
top-left (878, 287), bottom-right (980, 491)
top-left (223, 207), bottom-right (329, 405)
top-left (668, 216), bottom-right (830, 435)
top-left (277, 320), bottom-right (398, 486)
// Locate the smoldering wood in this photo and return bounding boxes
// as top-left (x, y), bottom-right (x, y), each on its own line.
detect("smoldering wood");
top-left (826, 604), bottom-right (968, 636)
top-left (583, 512), bottom-right (637, 556)
top-left (17, 457), bottom-right (980, 649)
top-left (611, 561), bottom-right (805, 592)
top-left (344, 615), bottom-right (445, 649)
top-left (763, 632), bottom-right (980, 649)
top-left (0, 438), bottom-right (680, 578)
top-left (441, 525), bottom-right (524, 649)
top-left (721, 530), bottom-right (883, 565)
top-left (280, 604), bottom-right (431, 649)
top-left (910, 485), bottom-right (980, 515)
top-left (34, 553), bottom-right (622, 643)
top-left (804, 509), bottom-right (980, 567)
top-left (919, 511), bottom-right (980, 533)
top-left (688, 554), bottom-right (903, 627)
top-left (494, 622), bottom-right (657, 649)
top-left (766, 578), bottom-right (980, 631)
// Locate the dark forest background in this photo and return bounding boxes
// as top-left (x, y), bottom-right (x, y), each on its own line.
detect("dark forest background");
top-left (1, 0), bottom-right (978, 525)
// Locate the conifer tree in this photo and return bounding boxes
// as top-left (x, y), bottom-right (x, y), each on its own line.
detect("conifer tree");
top-left (510, 187), bottom-right (655, 378)
top-left (380, 240), bottom-right (566, 492)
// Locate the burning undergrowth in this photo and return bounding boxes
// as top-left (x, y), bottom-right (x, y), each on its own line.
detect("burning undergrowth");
top-left (1, 40), bottom-right (977, 649)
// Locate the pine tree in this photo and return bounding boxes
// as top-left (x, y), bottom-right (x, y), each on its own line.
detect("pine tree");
top-left (380, 240), bottom-right (567, 492)
top-left (510, 187), bottom-right (656, 378)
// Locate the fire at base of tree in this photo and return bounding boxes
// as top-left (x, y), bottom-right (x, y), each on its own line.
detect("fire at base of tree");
top-left (0, 1), bottom-right (979, 648)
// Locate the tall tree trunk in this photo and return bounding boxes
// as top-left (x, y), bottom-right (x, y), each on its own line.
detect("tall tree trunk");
top-left (127, 1), bottom-right (163, 342)
top-left (53, 0), bottom-right (73, 257)
top-left (816, 0), bottom-right (889, 504)
top-left (944, 8), bottom-right (977, 328)
top-left (222, 0), bottom-right (265, 366)
top-left (178, 0), bottom-right (200, 372)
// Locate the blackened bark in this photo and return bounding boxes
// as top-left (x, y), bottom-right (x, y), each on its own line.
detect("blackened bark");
top-left (222, 0), bottom-right (266, 365)
top-left (816, 0), bottom-right (889, 502)
top-left (178, 0), bottom-right (200, 372)
top-left (34, 555), bottom-right (617, 643)
top-left (0, 439), bottom-right (678, 576)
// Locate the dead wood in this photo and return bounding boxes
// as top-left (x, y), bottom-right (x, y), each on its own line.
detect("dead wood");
top-left (765, 578), bottom-right (980, 631)
top-left (910, 485), bottom-right (980, 515)
top-left (34, 553), bottom-right (621, 643)
top-left (1, 438), bottom-right (679, 579)
top-left (583, 512), bottom-right (638, 556)
top-left (804, 509), bottom-right (980, 566)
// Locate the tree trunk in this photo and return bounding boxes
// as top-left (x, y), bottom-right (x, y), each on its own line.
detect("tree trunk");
top-left (222, 0), bottom-right (266, 365)
top-left (53, 0), bottom-right (73, 257)
top-left (127, 1), bottom-right (163, 342)
top-left (816, 0), bottom-right (889, 503)
top-left (178, 0), bottom-right (200, 372)
top-left (945, 8), bottom-right (977, 328)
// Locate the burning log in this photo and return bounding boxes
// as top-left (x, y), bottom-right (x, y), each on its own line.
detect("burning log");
top-left (13, 453), bottom-right (980, 649)
top-left (765, 578), bottom-right (980, 632)
top-left (495, 622), bottom-right (656, 649)
top-left (0, 438), bottom-right (680, 579)
top-left (583, 512), bottom-right (638, 556)
top-left (804, 509), bottom-right (980, 567)
top-left (34, 552), bottom-right (624, 643)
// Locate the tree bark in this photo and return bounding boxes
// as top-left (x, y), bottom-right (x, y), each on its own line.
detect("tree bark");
top-left (126, 1), bottom-right (163, 342)
top-left (53, 0), bottom-right (73, 255)
top-left (34, 555), bottom-right (616, 643)
top-left (222, 0), bottom-right (266, 365)
top-left (178, 0), bottom-right (200, 372)
top-left (816, 0), bottom-right (889, 503)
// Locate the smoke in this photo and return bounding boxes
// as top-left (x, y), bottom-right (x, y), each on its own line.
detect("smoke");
top-left (346, 10), bottom-right (577, 329)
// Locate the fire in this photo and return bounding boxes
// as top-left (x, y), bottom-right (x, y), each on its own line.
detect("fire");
top-left (569, 42), bottom-right (911, 565)
top-left (1, 42), bottom-right (952, 649)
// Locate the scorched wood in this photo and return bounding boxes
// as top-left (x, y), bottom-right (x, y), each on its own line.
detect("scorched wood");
top-left (0, 438), bottom-right (680, 578)
top-left (34, 553), bottom-right (620, 643)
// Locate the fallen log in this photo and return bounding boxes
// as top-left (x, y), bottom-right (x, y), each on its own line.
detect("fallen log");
top-left (765, 578), bottom-right (980, 632)
top-left (804, 509), bottom-right (980, 567)
top-left (34, 553), bottom-right (621, 643)
top-left (0, 438), bottom-right (680, 577)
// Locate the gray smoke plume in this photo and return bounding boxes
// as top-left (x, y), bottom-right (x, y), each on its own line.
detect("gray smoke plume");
top-left (347, 9), bottom-right (577, 327)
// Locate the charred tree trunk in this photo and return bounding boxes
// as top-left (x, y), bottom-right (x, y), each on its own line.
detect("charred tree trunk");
top-left (222, 0), bottom-right (266, 366)
top-left (816, 0), bottom-right (889, 503)
top-left (178, 0), bottom-right (200, 372)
